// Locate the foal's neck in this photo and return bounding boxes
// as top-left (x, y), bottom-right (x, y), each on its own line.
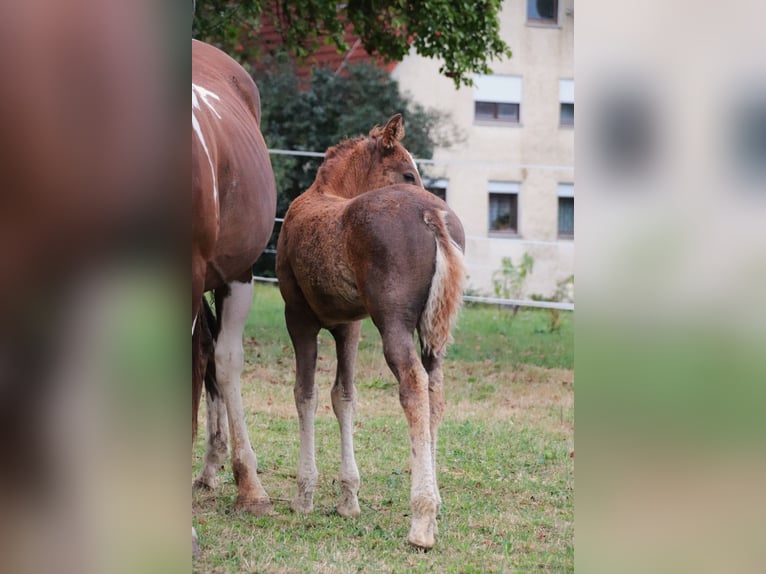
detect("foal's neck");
top-left (314, 145), bottom-right (371, 199)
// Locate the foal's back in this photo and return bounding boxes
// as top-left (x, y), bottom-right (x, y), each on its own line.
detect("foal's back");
top-left (278, 184), bottom-right (464, 327)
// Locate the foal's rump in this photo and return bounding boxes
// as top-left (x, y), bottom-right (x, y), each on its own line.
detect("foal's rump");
top-left (343, 185), bottom-right (466, 353)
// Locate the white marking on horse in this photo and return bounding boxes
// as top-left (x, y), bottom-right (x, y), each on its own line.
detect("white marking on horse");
top-left (192, 85), bottom-right (219, 215)
top-left (192, 83), bottom-right (222, 119)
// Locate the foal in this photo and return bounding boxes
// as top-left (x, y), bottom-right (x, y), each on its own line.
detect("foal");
top-left (276, 114), bottom-right (465, 549)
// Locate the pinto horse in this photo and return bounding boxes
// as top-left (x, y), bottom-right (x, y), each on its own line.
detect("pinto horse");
top-left (192, 39), bottom-right (276, 528)
top-left (276, 114), bottom-right (465, 549)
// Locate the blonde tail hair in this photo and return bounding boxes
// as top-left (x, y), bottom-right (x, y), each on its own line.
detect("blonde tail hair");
top-left (419, 209), bottom-right (466, 356)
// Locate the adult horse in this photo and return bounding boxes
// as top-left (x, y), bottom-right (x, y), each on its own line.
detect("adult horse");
top-left (192, 38), bottom-right (276, 533)
top-left (276, 114), bottom-right (465, 549)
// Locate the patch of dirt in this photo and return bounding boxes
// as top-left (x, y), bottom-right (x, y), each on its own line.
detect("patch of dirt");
top-left (199, 362), bottom-right (574, 435)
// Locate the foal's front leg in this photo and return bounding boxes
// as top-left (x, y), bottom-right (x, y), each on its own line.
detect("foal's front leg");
top-left (285, 306), bottom-right (321, 514)
top-left (330, 322), bottom-right (362, 517)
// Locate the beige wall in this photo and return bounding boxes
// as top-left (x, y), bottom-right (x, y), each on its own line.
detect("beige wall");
top-left (392, 0), bottom-right (574, 299)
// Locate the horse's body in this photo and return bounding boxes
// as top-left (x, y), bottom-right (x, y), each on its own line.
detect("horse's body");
top-left (192, 38), bottom-right (277, 537)
top-left (276, 115), bottom-right (465, 549)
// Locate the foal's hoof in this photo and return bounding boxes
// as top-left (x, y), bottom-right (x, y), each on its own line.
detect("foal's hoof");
top-left (235, 497), bottom-right (275, 516)
top-left (336, 498), bottom-right (361, 518)
top-left (290, 497), bottom-right (314, 514)
top-left (407, 518), bottom-right (436, 550)
top-left (192, 477), bottom-right (217, 491)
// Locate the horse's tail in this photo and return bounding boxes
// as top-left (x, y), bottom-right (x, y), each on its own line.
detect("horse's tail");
top-left (192, 296), bottom-right (219, 441)
top-left (419, 209), bottom-right (466, 357)
top-left (192, 311), bottom-right (203, 441)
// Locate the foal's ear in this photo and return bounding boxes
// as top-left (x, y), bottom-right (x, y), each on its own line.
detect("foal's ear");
top-left (381, 113), bottom-right (405, 149)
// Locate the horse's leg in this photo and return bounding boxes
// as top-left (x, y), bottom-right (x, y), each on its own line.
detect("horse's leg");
top-left (421, 346), bottom-right (445, 514)
top-left (216, 279), bottom-right (271, 514)
top-left (285, 303), bottom-right (321, 514)
top-left (192, 252), bottom-right (206, 333)
top-left (191, 253), bottom-right (207, 441)
top-left (194, 300), bottom-right (229, 489)
top-left (191, 253), bottom-right (206, 555)
top-left (329, 321), bottom-right (362, 518)
top-left (380, 324), bottom-right (438, 549)
top-left (193, 390), bottom-right (228, 489)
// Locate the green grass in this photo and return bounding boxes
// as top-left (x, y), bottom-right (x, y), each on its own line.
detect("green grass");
top-left (194, 283), bottom-right (573, 573)
top-left (451, 304), bottom-right (573, 370)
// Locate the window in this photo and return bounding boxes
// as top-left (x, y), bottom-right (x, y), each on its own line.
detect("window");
top-left (488, 182), bottom-right (520, 234)
top-left (475, 102), bottom-right (520, 123)
top-left (558, 183), bottom-right (574, 238)
top-left (473, 75), bottom-right (522, 125)
top-left (560, 103), bottom-right (574, 126)
top-left (560, 79), bottom-right (574, 127)
top-left (528, 0), bottom-right (558, 24)
top-left (424, 178), bottom-right (448, 201)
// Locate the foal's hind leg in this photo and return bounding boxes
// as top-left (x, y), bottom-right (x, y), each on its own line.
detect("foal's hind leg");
top-left (380, 325), bottom-right (439, 549)
top-left (216, 280), bottom-right (271, 514)
top-left (330, 322), bottom-right (362, 518)
top-left (421, 347), bottom-right (445, 512)
top-left (284, 304), bottom-right (321, 514)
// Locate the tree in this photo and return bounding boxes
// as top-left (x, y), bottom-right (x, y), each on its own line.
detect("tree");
top-left (251, 62), bottom-right (462, 276)
top-left (193, 0), bottom-right (512, 88)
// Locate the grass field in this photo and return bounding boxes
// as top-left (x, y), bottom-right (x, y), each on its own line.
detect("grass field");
top-left (193, 283), bottom-right (574, 573)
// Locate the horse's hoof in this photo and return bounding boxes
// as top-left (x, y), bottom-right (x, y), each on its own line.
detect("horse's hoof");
top-left (235, 497), bottom-right (274, 516)
top-left (192, 527), bottom-right (200, 557)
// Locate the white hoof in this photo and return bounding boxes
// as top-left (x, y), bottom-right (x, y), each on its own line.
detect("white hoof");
top-left (408, 516), bottom-right (436, 549)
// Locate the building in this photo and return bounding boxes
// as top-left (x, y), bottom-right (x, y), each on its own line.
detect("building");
top-left (391, 0), bottom-right (574, 299)
top-left (256, 19), bottom-right (396, 84)
top-left (253, 0), bottom-right (573, 298)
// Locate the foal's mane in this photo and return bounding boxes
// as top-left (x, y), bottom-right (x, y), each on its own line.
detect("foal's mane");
top-left (315, 127), bottom-right (386, 187)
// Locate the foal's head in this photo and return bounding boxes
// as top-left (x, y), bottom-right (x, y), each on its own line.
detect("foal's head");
top-left (315, 114), bottom-right (423, 197)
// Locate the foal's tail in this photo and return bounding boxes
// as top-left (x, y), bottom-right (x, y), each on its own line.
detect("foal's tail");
top-left (419, 209), bottom-right (466, 357)
top-left (192, 296), bottom-right (219, 441)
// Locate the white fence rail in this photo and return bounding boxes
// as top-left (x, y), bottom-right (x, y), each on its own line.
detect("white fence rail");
top-left (267, 148), bottom-right (574, 171)
top-left (251, 275), bottom-right (574, 311)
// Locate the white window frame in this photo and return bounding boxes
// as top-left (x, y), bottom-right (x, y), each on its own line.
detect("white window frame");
top-left (473, 75), bottom-right (523, 125)
top-left (557, 183), bottom-right (574, 198)
top-left (488, 181), bottom-right (521, 236)
top-left (560, 79), bottom-right (575, 127)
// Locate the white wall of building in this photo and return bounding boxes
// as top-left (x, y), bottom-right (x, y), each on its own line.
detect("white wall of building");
top-left (392, 0), bottom-right (574, 299)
